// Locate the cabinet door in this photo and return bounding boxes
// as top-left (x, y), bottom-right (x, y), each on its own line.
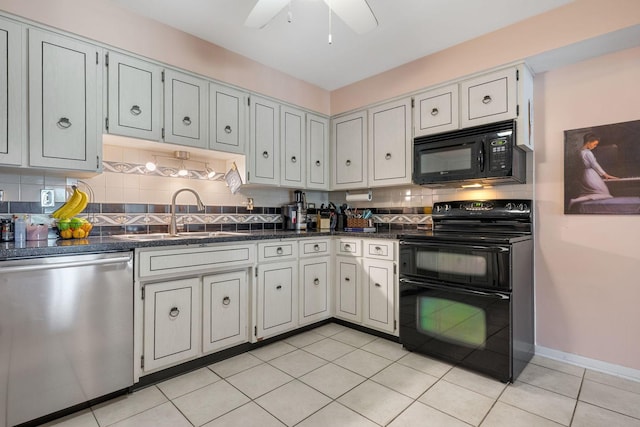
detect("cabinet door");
top-left (280, 105), bottom-right (305, 187)
top-left (414, 84), bottom-right (459, 137)
top-left (368, 99), bottom-right (412, 187)
top-left (209, 82), bottom-right (247, 154)
top-left (334, 256), bottom-right (361, 323)
top-left (332, 111), bottom-right (367, 189)
top-left (257, 260), bottom-right (297, 338)
top-left (0, 16), bottom-right (23, 166)
top-left (306, 113), bottom-right (329, 190)
top-left (143, 277), bottom-right (199, 372)
top-left (249, 95), bottom-right (279, 185)
top-left (107, 52), bottom-right (162, 141)
top-left (202, 270), bottom-right (248, 353)
top-left (460, 67), bottom-right (518, 128)
top-left (362, 259), bottom-right (395, 334)
top-left (299, 257), bottom-right (330, 325)
top-left (28, 29), bottom-right (102, 172)
top-left (164, 69), bottom-right (208, 148)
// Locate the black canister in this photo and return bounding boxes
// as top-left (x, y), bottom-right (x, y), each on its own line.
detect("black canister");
top-left (1, 218), bottom-right (14, 242)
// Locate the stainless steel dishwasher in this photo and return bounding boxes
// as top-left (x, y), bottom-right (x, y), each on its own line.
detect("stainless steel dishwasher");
top-left (0, 251), bottom-right (134, 427)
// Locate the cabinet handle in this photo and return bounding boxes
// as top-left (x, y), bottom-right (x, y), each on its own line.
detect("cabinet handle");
top-left (222, 296), bottom-right (231, 306)
top-left (482, 95), bottom-right (492, 104)
top-left (130, 105), bottom-right (142, 116)
top-left (276, 247), bottom-right (283, 255)
top-left (385, 153), bottom-right (392, 160)
top-left (313, 278), bottom-right (320, 286)
top-left (57, 117), bottom-right (72, 129)
top-left (224, 125), bottom-right (232, 134)
top-left (375, 246), bottom-right (382, 253)
top-left (262, 151), bottom-right (269, 158)
top-left (344, 277), bottom-right (351, 282)
top-left (345, 159), bottom-right (351, 166)
top-left (169, 307), bottom-right (180, 318)
top-left (431, 107), bottom-right (439, 116)
top-left (315, 160), bottom-right (321, 167)
top-left (313, 244), bottom-right (320, 251)
top-left (291, 156), bottom-right (297, 163)
top-left (344, 244), bottom-right (351, 250)
top-left (183, 116), bottom-right (192, 126)
top-left (276, 285), bottom-right (282, 290)
top-left (374, 283), bottom-right (381, 288)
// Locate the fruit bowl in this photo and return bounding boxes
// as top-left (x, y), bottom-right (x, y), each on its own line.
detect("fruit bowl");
top-left (57, 218), bottom-right (93, 239)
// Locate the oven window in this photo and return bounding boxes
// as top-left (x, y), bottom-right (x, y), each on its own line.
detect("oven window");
top-left (417, 296), bottom-right (486, 348)
top-left (420, 147), bottom-right (472, 174)
top-left (417, 251), bottom-right (487, 277)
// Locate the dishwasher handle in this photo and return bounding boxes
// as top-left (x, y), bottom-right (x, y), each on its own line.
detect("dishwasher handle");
top-left (0, 254), bottom-right (132, 274)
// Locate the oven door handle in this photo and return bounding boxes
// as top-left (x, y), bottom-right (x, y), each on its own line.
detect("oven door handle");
top-left (399, 240), bottom-right (509, 253)
top-left (399, 277), bottom-right (510, 300)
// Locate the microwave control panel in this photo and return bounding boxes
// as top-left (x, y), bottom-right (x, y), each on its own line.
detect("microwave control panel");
top-left (487, 137), bottom-right (511, 171)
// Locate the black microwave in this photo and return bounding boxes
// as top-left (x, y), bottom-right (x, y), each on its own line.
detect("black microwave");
top-left (413, 120), bottom-right (525, 186)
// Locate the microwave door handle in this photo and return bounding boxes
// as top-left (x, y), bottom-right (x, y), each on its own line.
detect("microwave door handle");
top-left (478, 144), bottom-right (485, 172)
top-left (399, 278), bottom-right (509, 300)
top-left (399, 240), bottom-right (509, 253)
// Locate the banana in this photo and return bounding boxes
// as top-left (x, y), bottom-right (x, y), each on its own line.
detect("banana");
top-left (66, 189), bottom-right (88, 218)
top-left (52, 188), bottom-right (82, 219)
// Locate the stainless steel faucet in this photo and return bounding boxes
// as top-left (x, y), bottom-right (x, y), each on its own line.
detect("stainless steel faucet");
top-left (169, 188), bottom-right (205, 235)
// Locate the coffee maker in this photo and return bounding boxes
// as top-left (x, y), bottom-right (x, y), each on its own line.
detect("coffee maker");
top-left (282, 190), bottom-right (306, 231)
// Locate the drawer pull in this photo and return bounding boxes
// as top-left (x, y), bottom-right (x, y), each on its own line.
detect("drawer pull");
top-left (182, 116), bottom-right (192, 126)
top-left (344, 244), bottom-right (351, 250)
top-left (374, 283), bottom-right (381, 288)
top-left (224, 125), bottom-right (232, 134)
top-left (222, 296), bottom-right (231, 306)
top-left (385, 153), bottom-right (391, 160)
top-left (130, 105), bottom-right (142, 116)
top-left (276, 285), bottom-right (282, 290)
top-left (430, 107), bottom-right (439, 116)
top-left (57, 117), bottom-right (72, 129)
top-left (345, 277), bottom-right (350, 282)
top-left (169, 307), bottom-right (180, 319)
top-left (291, 156), bottom-right (297, 163)
top-left (276, 247), bottom-right (283, 255)
top-left (313, 244), bottom-right (320, 251)
top-left (482, 95), bottom-right (492, 104)
top-left (313, 278), bottom-right (320, 286)
top-left (375, 246), bottom-right (382, 253)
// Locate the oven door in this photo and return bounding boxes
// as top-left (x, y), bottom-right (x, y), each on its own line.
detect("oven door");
top-left (399, 240), bottom-right (510, 291)
top-left (399, 277), bottom-right (512, 382)
top-left (413, 137), bottom-right (482, 185)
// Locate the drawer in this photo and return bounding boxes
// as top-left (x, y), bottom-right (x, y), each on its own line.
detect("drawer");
top-left (138, 243), bottom-right (255, 279)
top-left (363, 239), bottom-right (395, 261)
top-left (336, 238), bottom-right (362, 257)
top-left (299, 239), bottom-right (330, 257)
top-left (258, 241), bottom-right (298, 262)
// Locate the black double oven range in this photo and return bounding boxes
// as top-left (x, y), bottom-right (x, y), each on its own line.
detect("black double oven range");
top-left (398, 199), bottom-right (534, 383)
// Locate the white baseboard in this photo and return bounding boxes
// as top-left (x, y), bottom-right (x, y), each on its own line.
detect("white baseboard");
top-left (536, 345), bottom-right (640, 382)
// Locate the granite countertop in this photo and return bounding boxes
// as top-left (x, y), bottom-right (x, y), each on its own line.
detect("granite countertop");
top-left (0, 229), bottom-right (408, 260)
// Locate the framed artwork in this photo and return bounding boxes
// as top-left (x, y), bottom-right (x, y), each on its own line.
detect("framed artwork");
top-left (564, 119), bottom-right (640, 214)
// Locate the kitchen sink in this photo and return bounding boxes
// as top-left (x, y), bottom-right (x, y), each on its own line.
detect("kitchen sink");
top-left (112, 231), bottom-right (249, 241)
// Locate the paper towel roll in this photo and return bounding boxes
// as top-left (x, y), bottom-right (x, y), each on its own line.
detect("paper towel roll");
top-left (345, 191), bottom-right (372, 202)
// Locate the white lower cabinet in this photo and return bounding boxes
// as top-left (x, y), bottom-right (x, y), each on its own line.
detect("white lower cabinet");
top-left (362, 259), bottom-right (395, 334)
top-left (299, 257), bottom-right (331, 325)
top-left (334, 256), bottom-right (362, 323)
top-left (202, 270), bottom-right (248, 353)
top-left (256, 260), bottom-right (297, 339)
top-left (143, 277), bottom-right (200, 372)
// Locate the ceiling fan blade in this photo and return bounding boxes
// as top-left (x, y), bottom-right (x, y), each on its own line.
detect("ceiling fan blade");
top-left (322, 0), bottom-right (378, 34)
top-left (244, 0), bottom-right (290, 29)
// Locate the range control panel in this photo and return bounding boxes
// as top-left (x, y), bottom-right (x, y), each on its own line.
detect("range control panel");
top-left (432, 199), bottom-right (531, 220)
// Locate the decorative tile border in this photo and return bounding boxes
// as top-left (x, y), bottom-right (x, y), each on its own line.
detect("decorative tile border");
top-left (89, 212), bottom-right (282, 227)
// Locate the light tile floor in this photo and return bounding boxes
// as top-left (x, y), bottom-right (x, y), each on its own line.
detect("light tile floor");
top-left (43, 323), bottom-right (640, 427)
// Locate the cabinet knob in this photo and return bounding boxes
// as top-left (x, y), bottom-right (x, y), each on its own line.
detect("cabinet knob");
top-left (222, 296), bottom-right (231, 306)
top-left (345, 159), bottom-right (351, 166)
top-left (385, 153), bottom-right (392, 160)
top-left (183, 116), bottom-right (192, 126)
top-left (430, 107), bottom-right (439, 116)
top-left (344, 244), bottom-right (351, 250)
top-left (57, 117), bottom-right (72, 129)
top-left (482, 95), bottom-right (492, 104)
top-left (313, 244), bottom-right (320, 251)
top-left (276, 247), bottom-right (283, 254)
top-left (169, 307), bottom-right (180, 319)
top-left (374, 283), bottom-right (381, 288)
top-left (313, 278), bottom-right (320, 286)
top-left (344, 277), bottom-right (351, 282)
top-left (375, 246), bottom-right (382, 253)
top-left (276, 285), bottom-right (282, 290)
top-left (315, 160), bottom-right (321, 167)
top-left (130, 105), bottom-right (142, 116)
top-left (224, 125), bottom-right (232, 134)
top-left (263, 151), bottom-right (269, 158)
top-left (291, 156), bottom-right (297, 163)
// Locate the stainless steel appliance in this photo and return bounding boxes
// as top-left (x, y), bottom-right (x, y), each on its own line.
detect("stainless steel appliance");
top-left (413, 120), bottom-right (526, 186)
top-left (399, 200), bottom-right (533, 382)
top-left (282, 190), bottom-right (307, 231)
top-left (0, 252), bottom-right (134, 426)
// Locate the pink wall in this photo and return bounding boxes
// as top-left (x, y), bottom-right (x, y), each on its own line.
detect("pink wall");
top-left (534, 46), bottom-right (640, 371)
top-left (330, 0), bottom-right (640, 114)
top-left (0, 0), bottom-right (330, 115)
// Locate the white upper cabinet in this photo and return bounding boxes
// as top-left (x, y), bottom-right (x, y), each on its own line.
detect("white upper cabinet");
top-left (280, 105), bottom-right (305, 188)
top-left (28, 29), bottom-right (102, 172)
top-left (106, 52), bottom-right (162, 141)
top-left (248, 95), bottom-right (280, 185)
top-left (209, 82), bottom-right (247, 154)
top-left (414, 83), bottom-right (459, 137)
top-left (331, 110), bottom-right (367, 190)
top-left (368, 98), bottom-right (412, 187)
top-left (163, 69), bottom-right (208, 149)
top-left (306, 113), bottom-right (329, 190)
top-left (0, 16), bottom-right (23, 166)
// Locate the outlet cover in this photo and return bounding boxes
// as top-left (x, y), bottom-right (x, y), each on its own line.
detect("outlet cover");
top-left (41, 189), bottom-right (55, 207)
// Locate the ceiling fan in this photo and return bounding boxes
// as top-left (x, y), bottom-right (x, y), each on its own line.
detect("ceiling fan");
top-left (245, 0), bottom-right (378, 35)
